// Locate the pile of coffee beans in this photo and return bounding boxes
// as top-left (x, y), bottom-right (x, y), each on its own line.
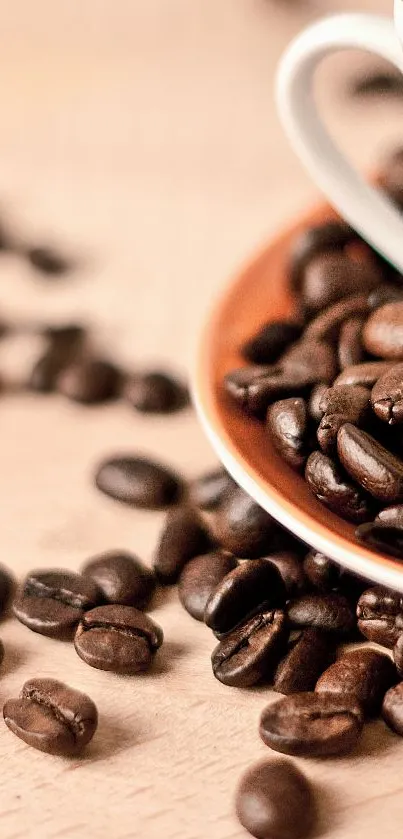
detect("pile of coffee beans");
top-left (224, 147), bottom-right (403, 563)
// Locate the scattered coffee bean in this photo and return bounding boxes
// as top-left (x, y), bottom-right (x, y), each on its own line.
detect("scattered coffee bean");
top-left (57, 358), bottom-right (121, 404)
top-left (154, 506), bottom-right (210, 583)
top-left (235, 758), bottom-right (316, 839)
top-left (81, 550), bottom-right (156, 609)
top-left (74, 604), bottom-right (163, 674)
top-left (267, 398), bottom-right (311, 470)
top-left (382, 682), bottom-right (403, 736)
top-left (212, 609), bottom-right (286, 687)
top-left (265, 552), bottom-right (307, 598)
top-left (337, 423), bottom-right (403, 503)
top-left (317, 385), bottom-right (370, 454)
top-left (356, 520), bottom-right (403, 559)
top-left (338, 316), bottom-right (365, 369)
top-left (357, 586), bottom-right (403, 647)
top-left (371, 363), bottom-right (403, 425)
top-left (3, 678), bottom-right (98, 756)
top-left (393, 634), bottom-right (403, 677)
top-left (308, 382), bottom-right (328, 422)
top-left (259, 691), bottom-right (363, 757)
top-left (316, 648), bottom-right (397, 717)
top-left (350, 69), bottom-right (403, 98)
top-left (13, 569), bottom-right (101, 638)
top-left (242, 320), bottom-right (302, 364)
top-left (303, 551), bottom-right (340, 592)
top-left (363, 301), bottom-right (403, 359)
top-left (302, 252), bottom-right (379, 313)
top-left (25, 245), bottom-right (71, 276)
top-left (124, 370), bottom-right (188, 413)
top-left (335, 360), bottom-right (396, 388)
top-left (178, 551), bottom-right (237, 621)
top-left (210, 487), bottom-right (278, 558)
top-left (288, 220), bottom-right (357, 292)
top-left (95, 455), bottom-right (183, 509)
top-left (274, 628), bottom-right (335, 694)
top-left (204, 559), bottom-right (285, 636)
top-left (189, 467), bottom-right (235, 510)
top-left (304, 294), bottom-right (369, 343)
top-left (305, 450), bottom-right (373, 522)
top-left (286, 593), bottom-right (355, 635)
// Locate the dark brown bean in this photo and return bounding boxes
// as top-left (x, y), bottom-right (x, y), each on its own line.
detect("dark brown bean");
top-left (315, 648), bottom-right (397, 717)
top-left (356, 520), bottom-right (403, 559)
top-left (211, 609), bottom-right (286, 687)
top-left (204, 559), bottom-right (285, 636)
top-left (210, 488), bottom-right (278, 558)
top-left (317, 385), bottom-right (370, 454)
top-left (286, 593), bottom-right (355, 635)
top-left (95, 455), bottom-right (183, 509)
top-left (57, 358), bottom-right (121, 404)
top-left (124, 371), bottom-right (188, 414)
top-left (265, 552), bottom-right (307, 598)
top-left (363, 301), bottom-right (403, 359)
top-left (335, 360), bottom-right (396, 388)
top-left (302, 551), bottom-right (341, 592)
top-left (13, 569), bottom-right (101, 638)
top-left (357, 586), bottom-right (403, 647)
top-left (189, 468), bottom-right (235, 510)
top-left (224, 365), bottom-right (311, 417)
top-left (288, 220), bottom-right (358, 292)
top-left (337, 423), bottom-right (403, 503)
top-left (81, 551), bottom-right (156, 609)
top-left (338, 317), bottom-right (365, 369)
top-left (308, 383), bottom-right (328, 422)
top-left (350, 70), bottom-right (403, 98)
top-left (0, 564), bottom-right (14, 616)
top-left (382, 682), bottom-right (403, 735)
top-left (29, 324), bottom-right (85, 393)
top-left (305, 450), bottom-right (373, 522)
top-left (303, 294), bottom-right (369, 343)
top-left (178, 551), bottom-right (237, 621)
top-left (274, 629), bottom-right (335, 694)
top-left (26, 246), bottom-right (71, 276)
top-left (368, 284), bottom-right (403, 310)
top-left (302, 252), bottom-right (379, 313)
top-left (280, 340), bottom-right (337, 384)
top-left (371, 363), bottom-right (403, 424)
top-left (242, 320), bottom-right (302, 364)
top-left (267, 398), bottom-right (311, 470)
top-left (74, 604), bottom-right (163, 673)
top-left (153, 506), bottom-right (210, 583)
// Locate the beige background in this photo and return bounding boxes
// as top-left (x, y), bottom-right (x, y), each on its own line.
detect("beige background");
top-left (0, 1), bottom-right (402, 837)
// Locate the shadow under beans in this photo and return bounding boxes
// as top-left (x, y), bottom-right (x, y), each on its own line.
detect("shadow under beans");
top-left (310, 780), bottom-right (343, 838)
top-left (74, 714), bottom-right (140, 764)
top-left (150, 639), bottom-right (190, 677)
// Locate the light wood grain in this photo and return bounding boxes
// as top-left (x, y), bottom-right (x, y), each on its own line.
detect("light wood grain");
top-left (0, 1), bottom-right (402, 837)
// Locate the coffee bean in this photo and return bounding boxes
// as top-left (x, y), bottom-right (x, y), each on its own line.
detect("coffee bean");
top-left (305, 450), bottom-right (373, 522)
top-left (393, 634), bottom-right (403, 677)
top-left (26, 246), bottom-right (71, 276)
top-left (377, 504), bottom-right (403, 526)
top-left (308, 383), bottom-right (328, 422)
top-left (317, 385), bottom-right (370, 454)
top-left (280, 339), bottom-right (337, 384)
top-left (235, 758), bottom-right (316, 839)
top-left (368, 284), bottom-right (403, 310)
top-left (274, 629), bottom-right (335, 694)
top-left (43, 324), bottom-right (85, 349)
top-left (224, 365), bottom-right (310, 417)
top-left (337, 423), bottom-right (403, 503)
top-left (210, 487), bottom-right (278, 558)
top-left (242, 321), bottom-right (302, 365)
top-left (178, 551), bottom-right (237, 621)
top-left (74, 604), bottom-right (163, 673)
top-left (3, 678), bottom-right (98, 756)
top-left (288, 220), bottom-right (357, 292)
top-left (13, 569), bottom-right (101, 638)
top-left (211, 609), bottom-right (286, 687)
top-left (57, 358), bottom-right (121, 404)
top-left (335, 360), bottom-right (396, 388)
top-left (259, 692), bottom-right (363, 757)
top-left (267, 398), bottom-right (311, 470)
top-left (357, 586), bottom-right (403, 647)
top-left (29, 324), bottom-right (85, 393)
top-left (95, 455), bottom-right (183, 509)
top-left (302, 252), bottom-right (379, 313)
top-left (124, 371), bottom-right (188, 414)
top-left (371, 363), bottom-right (403, 424)
top-left (316, 648), bottom-right (397, 717)
top-left (189, 468), bottom-right (235, 510)
top-left (265, 552), bottom-right (307, 598)
top-left (153, 506), bottom-right (210, 583)
top-left (382, 682), bottom-right (403, 735)
top-left (304, 294), bottom-right (369, 343)
top-left (350, 69), bottom-right (403, 98)
top-left (0, 564), bottom-right (14, 616)
top-left (302, 551), bottom-right (341, 592)
top-left (286, 593), bottom-right (355, 635)
top-left (356, 520), bottom-right (403, 559)
top-left (338, 317), bottom-right (365, 369)
top-left (204, 559), bottom-right (285, 636)
top-left (363, 301), bottom-right (403, 359)
top-left (81, 551), bottom-right (156, 609)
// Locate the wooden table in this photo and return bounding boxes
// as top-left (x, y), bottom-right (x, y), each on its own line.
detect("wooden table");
top-left (0, 1), bottom-right (402, 837)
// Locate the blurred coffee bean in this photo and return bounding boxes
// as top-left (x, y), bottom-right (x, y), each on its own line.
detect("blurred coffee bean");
top-left (274, 628), bottom-right (335, 694)
top-left (350, 69), bottom-right (403, 98)
top-left (337, 423), bottom-right (403, 503)
top-left (26, 245), bottom-right (72, 276)
top-left (189, 468), bottom-right (235, 510)
top-left (265, 552), bottom-right (307, 597)
top-left (124, 371), bottom-right (188, 414)
top-left (81, 550), bottom-right (156, 609)
top-left (267, 398), bottom-right (311, 470)
top-left (154, 506), bottom-right (211, 583)
top-left (29, 325), bottom-right (85, 393)
top-left (368, 284), bottom-right (403, 310)
top-left (57, 358), bottom-right (121, 404)
top-left (286, 593), bottom-right (355, 635)
top-left (382, 682), bottom-right (403, 735)
top-left (95, 455), bottom-right (183, 509)
top-left (356, 520), bottom-right (403, 559)
top-left (303, 551), bottom-right (341, 592)
top-left (338, 317), bottom-right (365, 369)
top-left (335, 360), bottom-right (396, 388)
top-left (371, 363), bottom-right (403, 425)
top-left (304, 294), bottom-right (369, 343)
top-left (363, 302), bottom-right (403, 359)
top-left (288, 220), bottom-right (358, 292)
top-left (242, 320), bottom-right (302, 364)
top-left (204, 559), bottom-right (285, 636)
top-left (305, 450), bottom-right (373, 522)
top-left (211, 609), bottom-right (286, 687)
top-left (178, 551), bottom-right (237, 621)
top-left (316, 648), bottom-right (397, 717)
top-left (280, 339), bottom-right (337, 384)
top-left (317, 385), bottom-right (370, 455)
top-left (302, 252), bottom-right (379, 313)
top-left (357, 586), bottom-right (403, 647)
top-left (308, 383), bottom-right (328, 422)
top-left (210, 488), bottom-right (279, 557)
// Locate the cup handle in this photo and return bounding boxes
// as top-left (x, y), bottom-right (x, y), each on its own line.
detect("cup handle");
top-left (276, 13), bottom-right (403, 273)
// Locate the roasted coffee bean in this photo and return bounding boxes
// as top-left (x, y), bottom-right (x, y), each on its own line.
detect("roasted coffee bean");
top-left (210, 487), bottom-right (278, 558)
top-left (280, 339), bottom-right (337, 384)
top-left (356, 520), bottom-right (403, 559)
top-left (29, 323), bottom-right (85, 392)
top-left (29, 353), bottom-right (67, 392)
top-left (124, 371), bottom-right (188, 414)
top-left (3, 679), bottom-right (98, 756)
top-left (57, 358), bottom-right (121, 404)
top-left (224, 365), bottom-right (310, 417)
top-left (371, 363), bottom-right (403, 424)
top-left (377, 504), bottom-right (403, 526)
top-left (350, 69), bottom-right (403, 98)
top-left (303, 551), bottom-right (341, 592)
top-left (382, 682), bottom-right (403, 735)
top-left (211, 609), bottom-right (286, 687)
top-left (305, 450), bottom-right (373, 522)
top-left (363, 301), bottom-right (403, 359)
top-left (74, 604), bottom-right (163, 673)
top-left (204, 559), bottom-right (285, 636)
top-left (267, 398), bottom-right (311, 470)
top-left (335, 360), bottom-right (396, 388)
top-left (308, 383), bottom-right (328, 422)
top-left (0, 564), bottom-right (14, 616)
top-left (43, 324), bottom-right (85, 348)
top-left (189, 468), bottom-right (235, 510)
top-left (317, 385), bottom-right (370, 454)
top-left (13, 569), bottom-right (101, 638)
top-left (242, 320), bottom-right (302, 364)
top-left (235, 758), bottom-right (316, 839)
top-left (393, 634), bottom-right (403, 677)
top-left (259, 692), bottom-right (363, 757)
top-left (288, 220), bottom-right (357, 292)
top-left (95, 455), bottom-right (183, 509)
top-left (368, 284), bottom-right (403, 310)
top-left (26, 245), bottom-right (71, 276)
top-left (357, 586), bottom-right (403, 647)
top-left (337, 423), bottom-right (403, 503)
top-left (338, 317), bottom-right (365, 369)
top-left (154, 506), bottom-right (210, 583)
top-left (316, 648), bottom-right (397, 717)
top-left (286, 593), bottom-right (355, 634)
top-left (81, 551), bottom-right (156, 609)
top-left (274, 629), bottom-right (335, 694)
top-left (265, 552), bottom-right (307, 598)
top-left (302, 252), bottom-right (379, 313)
top-left (304, 294), bottom-right (369, 343)
top-left (178, 551), bottom-right (237, 621)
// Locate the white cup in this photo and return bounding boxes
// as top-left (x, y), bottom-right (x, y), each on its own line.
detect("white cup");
top-left (276, 2), bottom-right (403, 273)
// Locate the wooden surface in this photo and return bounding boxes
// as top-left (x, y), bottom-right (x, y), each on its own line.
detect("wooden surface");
top-left (0, 1), bottom-right (402, 837)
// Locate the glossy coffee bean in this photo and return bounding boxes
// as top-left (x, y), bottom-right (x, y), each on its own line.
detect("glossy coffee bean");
top-left (224, 365), bottom-right (310, 417)
top-left (363, 301), bottom-right (403, 358)
top-left (26, 246), bottom-right (71, 276)
top-left (280, 340), bottom-right (337, 384)
top-left (204, 559), bottom-right (285, 636)
top-left (286, 593), bottom-right (355, 635)
top-left (317, 385), bottom-right (370, 454)
top-left (302, 252), bottom-right (379, 313)
top-left (335, 360), bottom-right (396, 388)
top-left (288, 220), bottom-right (357, 292)
top-left (81, 551), bottom-right (156, 609)
top-left (265, 552), bottom-right (307, 598)
top-left (211, 609), bottom-right (286, 687)
top-left (393, 634), bottom-right (403, 678)
top-left (57, 358), bottom-right (121, 403)
top-left (95, 455), bottom-right (183, 509)
top-left (154, 506), bottom-right (210, 583)
top-left (371, 363), bottom-right (403, 425)
top-left (382, 682), bottom-right (403, 736)
top-left (3, 679), bottom-right (98, 756)
top-left (338, 316), bottom-right (365, 369)
top-left (304, 294), bottom-right (369, 343)
top-left (189, 467), bottom-right (235, 510)
top-left (267, 398), bottom-right (310, 470)
top-left (316, 648), bottom-right (397, 717)
top-left (308, 383), bottom-right (328, 422)
top-left (259, 692), bottom-right (363, 757)
top-left (13, 569), bottom-right (100, 638)
top-left (302, 551), bottom-right (341, 592)
top-left (357, 586), bottom-right (403, 647)
top-left (74, 604), bottom-right (163, 673)
top-left (305, 450), bottom-right (373, 522)
top-left (242, 320), bottom-right (302, 365)
top-left (210, 488), bottom-right (278, 558)
top-left (235, 758), bottom-right (316, 839)
top-left (337, 423), bottom-right (403, 503)
top-left (356, 520), bottom-right (403, 559)
top-left (124, 371), bottom-right (188, 414)
top-left (178, 551), bottom-right (237, 621)
top-left (274, 629), bottom-right (335, 695)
